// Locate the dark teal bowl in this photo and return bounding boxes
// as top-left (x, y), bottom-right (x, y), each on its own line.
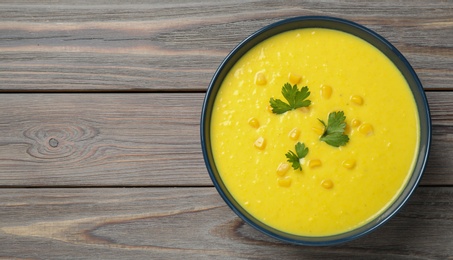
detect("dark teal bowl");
top-left (200, 16), bottom-right (431, 246)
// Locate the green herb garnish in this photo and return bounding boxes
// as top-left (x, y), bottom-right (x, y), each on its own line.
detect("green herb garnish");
top-left (318, 111), bottom-right (349, 147)
top-left (285, 142), bottom-right (309, 171)
top-left (269, 83), bottom-right (311, 114)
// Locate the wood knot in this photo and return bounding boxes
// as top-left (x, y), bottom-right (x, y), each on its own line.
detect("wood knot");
top-left (24, 123), bottom-right (99, 160)
top-left (48, 138), bottom-right (59, 148)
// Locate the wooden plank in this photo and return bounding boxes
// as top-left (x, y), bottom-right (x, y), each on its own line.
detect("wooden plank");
top-left (0, 187), bottom-right (451, 259)
top-left (0, 93), bottom-right (208, 187)
top-left (0, 91), bottom-right (451, 187)
top-left (424, 91), bottom-right (453, 185)
top-left (0, 1), bottom-right (451, 91)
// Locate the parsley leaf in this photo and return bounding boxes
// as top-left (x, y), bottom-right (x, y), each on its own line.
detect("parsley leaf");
top-left (270, 83), bottom-right (311, 114)
top-left (285, 142), bottom-right (309, 171)
top-left (318, 111), bottom-right (349, 147)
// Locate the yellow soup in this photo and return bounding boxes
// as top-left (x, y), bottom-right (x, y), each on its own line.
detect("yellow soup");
top-left (211, 28), bottom-right (419, 236)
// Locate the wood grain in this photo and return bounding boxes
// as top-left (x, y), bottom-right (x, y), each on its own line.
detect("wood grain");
top-left (0, 187), bottom-right (451, 259)
top-left (0, 2), bottom-right (452, 258)
top-left (0, 1), bottom-right (451, 91)
top-left (0, 93), bottom-right (207, 187)
top-left (0, 91), bottom-right (449, 187)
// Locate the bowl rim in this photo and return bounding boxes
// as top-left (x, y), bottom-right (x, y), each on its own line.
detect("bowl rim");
top-left (200, 15), bottom-right (431, 246)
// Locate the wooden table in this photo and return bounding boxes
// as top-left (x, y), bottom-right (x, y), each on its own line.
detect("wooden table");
top-left (0, 1), bottom-right (452, 259)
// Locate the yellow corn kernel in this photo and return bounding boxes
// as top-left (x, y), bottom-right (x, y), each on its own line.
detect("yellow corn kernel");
top-left (289, 72), bottom-right (302, 84)
top-left (342, 159), bottom-right (356, 169)
top-left (276, 162), bottom-right (290, 176)
top-left (254, 136), bottom-right (266, 150)
top-left (320, 85), bottom-right (332, 99)
top-left (321, 179), bottom-right (334, 189)
top-left (358, 123), bottom-right (374, 136)
top-left (288, 127), bottom-right (301, 140)
top-left (255, 72), bottom-right (267, 85)
top-left (351, 118), bottom-right (361, 128)
top-left (278, 176), bottom-right (292, 187)
top-left (308, 159), bottom-right (322, 168)
top-left (350, 95), bottom-right (364, 105)
top-left (312, 125), bottom-right (325, 136)
top-left (248, 117), bottom-right (260, 128)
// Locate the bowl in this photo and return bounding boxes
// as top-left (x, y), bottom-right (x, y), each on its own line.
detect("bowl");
top-left (200, 16), bottom-right (431, 246)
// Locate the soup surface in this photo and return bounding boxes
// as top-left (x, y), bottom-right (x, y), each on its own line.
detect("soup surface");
top-left (210, 28), bottom-right (419, 236)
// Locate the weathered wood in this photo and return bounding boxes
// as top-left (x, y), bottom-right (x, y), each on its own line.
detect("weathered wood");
top-left (0, 93), bottom-right (208, 186)
top-left (0, 1), bottom-right (451, 258)
top-left (0, 187), bottom-right (451, 259)
top-left (0, 91), bottom-right (450, 187)
top-left (425, 91), bottom-right (453, 185)
top-left (0, 1), bottom-right (451, 91)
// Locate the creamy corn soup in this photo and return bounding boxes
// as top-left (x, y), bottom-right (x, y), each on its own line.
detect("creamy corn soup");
top-left (210, 28), bottom-right (419, 236)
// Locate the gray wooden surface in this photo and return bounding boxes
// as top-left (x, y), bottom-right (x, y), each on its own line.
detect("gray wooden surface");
top-left (0, 1), bottom-right (452, 259)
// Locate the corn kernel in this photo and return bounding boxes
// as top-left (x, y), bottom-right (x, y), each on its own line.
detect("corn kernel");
top-left (289, 72), bottom-right (302, 84)
top-left (358, 123), bottom-right (373, 136)
top-left (350, 95), bottom-right (364, 105)
top-left (312, 125), bottom-right (325, 136)
top-left (255, 72), bottom-right (267, 85)
top-left (320, 85), bottom-right (332, 99)
top-left (254, 136), bottom-right (266, 150)
top-left (276, 162), bottom-right (290, 176)
top-left (248, 117), bottom-right (260, 128)
top-left (351, 118), bottom-right (361, 128)
top-left (308, 159), bottom-right (322, 168)
top-left (288, 127), bottom-right (301, 140)
top-left (278, 176), bottom-right (292, 187)
top-left (321, 179), bottom-right (334, 189)
top-left (342, 159), bottom-right (356, 169)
